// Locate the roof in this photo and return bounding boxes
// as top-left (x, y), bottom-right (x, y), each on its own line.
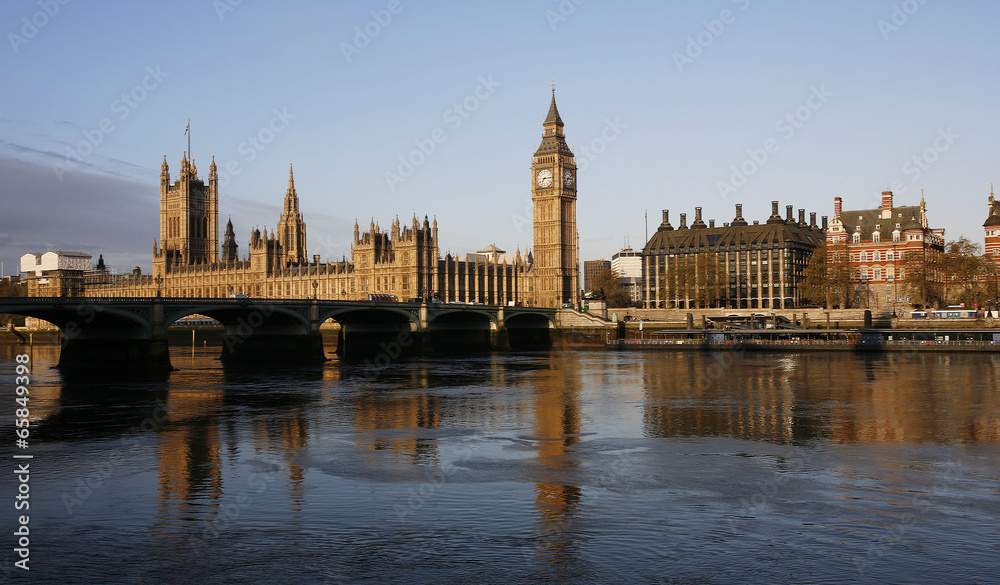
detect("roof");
top-left (839, 206), bottom-right (924, 238)
top-left (643, 208), bottom-right (823, 255)
top-left (477, 243), bottom-right (506, 254)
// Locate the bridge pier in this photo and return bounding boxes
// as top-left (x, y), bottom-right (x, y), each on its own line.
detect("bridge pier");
top-left (220, 330), bottom-right (326, 364)
top-left (59, 335), bottom-right (173, 373)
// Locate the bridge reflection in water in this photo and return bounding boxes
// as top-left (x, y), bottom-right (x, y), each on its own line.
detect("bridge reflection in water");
top-left (0, 297), bottom-right (557, 372)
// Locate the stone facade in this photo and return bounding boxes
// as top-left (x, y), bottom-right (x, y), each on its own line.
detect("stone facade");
top-left (32, 92), bottom-right (584, 308)
top-left (642, 203), bottom-right (825, 309)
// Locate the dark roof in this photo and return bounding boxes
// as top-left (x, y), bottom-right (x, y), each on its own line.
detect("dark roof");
top-left (840, 206), bottom-right (923, 239)
top-left (544, 90), bottom-right (563, 127)
top-left (643, 210), bottom-right (823, 255)
top-left (534, 91), bottom-right (573, 157)
top-left (984, 198), bottom-right (1000, 227)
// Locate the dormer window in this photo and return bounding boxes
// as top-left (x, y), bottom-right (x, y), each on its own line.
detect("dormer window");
top-left (892, 230), bottom-right (900, 241)
top-left (873, 232), bottom-right (880, 243)
top-left (853, 233), bottom-right (861, 243)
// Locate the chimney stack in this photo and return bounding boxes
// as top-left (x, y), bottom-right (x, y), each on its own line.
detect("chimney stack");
top-left (679, 213), bottom-right (688, 229)
top-left (822, 215), bottom-right (828, 230)
top-left (709, 219), bottom-right (715, 228)
top-left (692, 207), bottom-right (706, 228)
top-left (810, 212), bottom-right (817, 228)
top-left (798, 209), bottom-right (806, 225)
top-left (881, 190), bottom-right (893, 219)
top-left (786, 205), bottom-right (794, 223)
top-left (661, 210), bottom-right (674, 230)
top-left (834, 196), bottom-right (842, 218)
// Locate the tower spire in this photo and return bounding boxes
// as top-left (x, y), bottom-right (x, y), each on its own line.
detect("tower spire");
top-left (545, 84), bottom-right (564, 127)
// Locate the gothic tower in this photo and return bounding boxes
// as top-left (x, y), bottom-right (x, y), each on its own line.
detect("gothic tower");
top-left (277, 163), bottom-right (307, 265)
top-left (156, 153), bottom-right (219, 270)
top-left (531, 88), bottom-right (579, 307)
top-left (222, 218), bottom-right (238, 263)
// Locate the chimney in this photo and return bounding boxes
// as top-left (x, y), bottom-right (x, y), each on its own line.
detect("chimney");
top-left (881, 190), bottom-right (893, 219)
top-left (834, 196), bottom-right (842, 218)
top-left (733, 204), bottom-right (748, 226)
top-left (786, 205), bottom-right (794, 222)
top-left (810, 212), bottom-right (817, 228)
top-left (772, 201), bottom-right (780, 217)
top-left (679, 213), bottom-right (688, 229)
top-left (661, 209), bottom-right (673, 230)
top-left (822, 215), bottom-right (828, 230)
top-left (692, 207), bottom-right (706, 228)
top-left (313, 254), bottom-right (320, 265)
top-left (798, 209), bottom-right (805, 225)
top-left (709, 219), bottom-right (715, 228)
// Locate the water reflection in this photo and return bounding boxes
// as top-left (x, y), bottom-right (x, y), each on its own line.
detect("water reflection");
top-left (530, 352), bottom-right (583, 570)
top-left (640, 351), bottom-right (1000, 444)
top-left (4, 343), bottom-right (1000, 583)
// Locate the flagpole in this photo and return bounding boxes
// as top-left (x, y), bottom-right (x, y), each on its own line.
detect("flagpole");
top-left (187, 119), bottom-right (191, 162)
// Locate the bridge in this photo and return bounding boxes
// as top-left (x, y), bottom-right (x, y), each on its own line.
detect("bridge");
top-left (0, 297), bottom-right (556, 372)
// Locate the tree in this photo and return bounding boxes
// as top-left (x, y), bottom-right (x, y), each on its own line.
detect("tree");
top-left (940, 237), bottom-right (987, 308)
top-left (590, 268), bottom-right (631, 307)
top-left (900, 246), bottom-right (943, 309)
top-left (801, 240), bottom-right (852, 308)
top-left (0, 278), bottom-right (27, 327)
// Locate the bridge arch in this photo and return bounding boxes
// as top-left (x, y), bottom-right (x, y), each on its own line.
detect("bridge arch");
top-left (504, 311), bottom-right (554, 350)
top-left (163, 303), bottom-right (310, 329)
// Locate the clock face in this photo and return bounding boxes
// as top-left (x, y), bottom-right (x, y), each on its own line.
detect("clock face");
top-left (536, 169), bottom-right (553, 188)
top-left (563, 169), bottom-right (574, 187)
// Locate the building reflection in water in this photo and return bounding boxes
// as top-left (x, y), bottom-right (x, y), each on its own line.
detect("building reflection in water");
top-left (529, 352), bottom-right (583, 571)
top-left (641, 351), bottom-right (1000, 444)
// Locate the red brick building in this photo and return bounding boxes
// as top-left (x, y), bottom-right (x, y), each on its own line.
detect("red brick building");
top-left (826, 191), bottom-right (945, 310)
top-left (984, 186), bottom-right (1000, 264)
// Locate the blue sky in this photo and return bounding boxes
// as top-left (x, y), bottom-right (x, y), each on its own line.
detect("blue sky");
top-left (1, 0), bottom-right (998, 275)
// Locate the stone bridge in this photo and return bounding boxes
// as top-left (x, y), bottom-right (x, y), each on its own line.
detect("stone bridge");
top-left (0, 297), bottom-right (556, 372)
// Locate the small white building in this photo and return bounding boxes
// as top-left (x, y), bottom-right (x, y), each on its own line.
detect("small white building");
top-left (611, 247), bottom-right (642, 279)
top-left (20, 251), bottom-right (92, 276)
top-left (612, 247), bottom-right (643, 304)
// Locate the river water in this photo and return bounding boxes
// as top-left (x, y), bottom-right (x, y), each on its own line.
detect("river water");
top-left (1, 342), bottom-right (998, 584)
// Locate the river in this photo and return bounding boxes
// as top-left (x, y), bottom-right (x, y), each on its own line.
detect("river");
top-left (1, 343), bottom-right (998, 584)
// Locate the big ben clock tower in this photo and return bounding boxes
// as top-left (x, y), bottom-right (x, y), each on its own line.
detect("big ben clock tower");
top-left (531, 88), bottom-right (579, 308)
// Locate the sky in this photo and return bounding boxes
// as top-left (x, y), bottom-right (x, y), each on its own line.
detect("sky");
top-left (1, 0), bottom-right (999, 276)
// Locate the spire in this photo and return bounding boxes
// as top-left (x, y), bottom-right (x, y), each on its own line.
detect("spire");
top-left (288, 162), bottom-right (295, 191)
top-left (535, 86), bottom-right (572, 157)
top-left (544, 84), bottom-right (564, 127)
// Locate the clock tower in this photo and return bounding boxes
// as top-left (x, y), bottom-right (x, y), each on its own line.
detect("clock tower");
top-left (531, 88), bottom-right (579, 308)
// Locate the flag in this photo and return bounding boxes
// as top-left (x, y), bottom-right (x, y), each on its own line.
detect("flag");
top-left (185, 121), bottom-right (190, 135)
